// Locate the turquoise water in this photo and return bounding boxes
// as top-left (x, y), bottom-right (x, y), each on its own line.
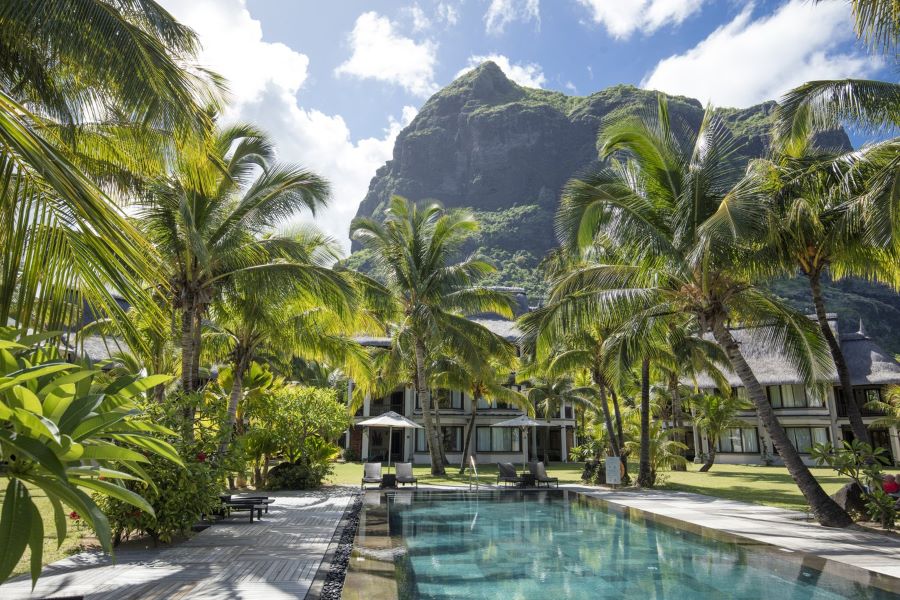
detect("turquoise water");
top-left (377, 490), bottom-right (899, 599)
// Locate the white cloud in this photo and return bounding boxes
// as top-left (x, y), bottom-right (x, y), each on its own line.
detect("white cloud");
top-left (335, 11), bottom-right (438, 97)
top-left (404, 3), bottom-right (432, 31)
top-left (437, 2), bottom-right (460, 26)
top-left (484, 0), bottom-right (540, 34)
top-left (457, 54), bottom-right (546, 88)
top-left (576, 0), bottom-right (705, 39)
top-left (159, 0), bottom-right (413, 252)
top-left (641, 0), bottom-right (878, 107)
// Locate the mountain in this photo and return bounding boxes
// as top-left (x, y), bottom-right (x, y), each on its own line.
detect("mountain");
top-left (349, 62), bottom-right (900, 355)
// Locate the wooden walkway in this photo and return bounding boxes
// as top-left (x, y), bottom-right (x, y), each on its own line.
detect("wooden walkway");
top-left (2, 489), bottom-right (355, 600)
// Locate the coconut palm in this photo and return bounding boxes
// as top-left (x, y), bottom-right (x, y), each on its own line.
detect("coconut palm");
top-left (556, 96), bottom-right (852, 526)
top-left (623, 415), bottom-right (689, 483)
top-left (690, 393), bottom-right (753, 472)
top-left (138, 124), bottom-right (340, 405)
top-left (350, 196), bottom-right (515, 475)
top-left (431, 351), bottom-right (528, 473)
top-left (204, 229), bottom-right (371, 456)
top-left (524, 376), bottom-right (595, 464)
top-left (0, 0), bottom-right (221, 342)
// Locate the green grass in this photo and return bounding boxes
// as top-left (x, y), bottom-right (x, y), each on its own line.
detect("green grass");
top-left (0, 478), bottom-right (95, 580)
top-left (328, 462), bottom-right (850, 512)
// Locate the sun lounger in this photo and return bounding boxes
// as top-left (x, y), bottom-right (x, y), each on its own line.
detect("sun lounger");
top-left (396, 462), bottom-right (418, 488)
top-left (497, 462), bottom-right (525, 487)
top-left (529, 461), bottom-right (559, 488)
top-left (362, 462), bottom-right (382, 488)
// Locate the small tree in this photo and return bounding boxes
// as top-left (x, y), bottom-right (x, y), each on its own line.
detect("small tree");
top-left (690, 393), bottom-right (752, 472)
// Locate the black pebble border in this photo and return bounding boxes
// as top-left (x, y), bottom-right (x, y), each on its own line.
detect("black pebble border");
top-left (319, 493), bottom-right (364, 600)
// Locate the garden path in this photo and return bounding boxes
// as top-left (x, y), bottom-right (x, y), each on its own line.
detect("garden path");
top-left (1, 488), bottom-right (357, 600)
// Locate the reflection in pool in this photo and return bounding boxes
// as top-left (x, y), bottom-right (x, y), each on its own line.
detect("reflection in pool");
top-left (362, 490), bottom-right (899, 600)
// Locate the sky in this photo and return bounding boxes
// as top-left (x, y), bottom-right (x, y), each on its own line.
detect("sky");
top-left (157, 0), bottom-right (890, 253)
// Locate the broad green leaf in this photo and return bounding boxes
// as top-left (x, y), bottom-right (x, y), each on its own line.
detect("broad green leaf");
top-left (21, 474), bottom-right (112, 554)
top-left (28, 501), bottom-right (43, 587)
top-left (112, 375), bottom-right (173, 399)
top-left (0, 401), bottom-right (12, 420)
top-left (0, 363), bottom-right (76, 391)
top-left (109, 420), bottom-right (177, 435)
top-left (0, 340), bottom-right (25, 351)
top-left (0, 349), bottom-right (18, 375)
top-left (0, 430), bottom-right (66, 480)
top-left (57, 394), bottom-right (104, 435)
top-left (67, 467), bottom-right (142, 481)
top-left (119, 461), bottom-right (158, 493)
top-left (38, 370), bottom-right (97, 399)
top-left (46, 495), bottom-right (68, 549)
top-left (11, 408), bottom-right (61, 443)
top-left (0, 479), bottom-right (31, 583)
top-left (11, 386), bottom-right (42, 414)
top-left (18, 331), bottom-right (63, 347)
top-left (42, 387), bottom-right (75, 423)
top-left (109, 433), bottom-right (184, 466)
top-left (71, 478), bottom-right (154, 517)
top-left (79, 443), bottom-right (149, 463)
top-left (71, 411), bottom-right (135, 441)
top-left (50, 435), bottom-right (84, 461)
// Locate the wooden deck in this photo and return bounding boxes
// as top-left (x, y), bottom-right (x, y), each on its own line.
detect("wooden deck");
top-left (1, 489), bottom-right (356, 600)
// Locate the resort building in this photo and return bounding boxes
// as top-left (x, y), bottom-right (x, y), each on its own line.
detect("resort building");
top-left (690, 316), bottom-right (900, 466)
top-left (345, 288), bottom-right (578, 466)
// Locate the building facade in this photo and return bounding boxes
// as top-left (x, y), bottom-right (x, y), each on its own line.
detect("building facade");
top-left (345, 287), bottom-right (578, 466)
top-left (690, 317), bottom-right (900, 466)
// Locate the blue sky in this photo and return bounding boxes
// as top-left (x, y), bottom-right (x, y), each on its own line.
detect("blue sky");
top-left (158, 0), bottom-right (890, 251)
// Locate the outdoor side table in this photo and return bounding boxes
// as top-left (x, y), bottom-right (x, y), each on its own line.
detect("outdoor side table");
top-left (520, 473), bottom-right (536, 488)
top-left (381, 474), bottom-right (397, 488)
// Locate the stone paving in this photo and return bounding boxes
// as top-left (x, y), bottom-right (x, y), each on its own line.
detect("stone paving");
top-left (571, 485), bottom-right (900, 582)
top-left (1, 489), bottom-right (356, 600)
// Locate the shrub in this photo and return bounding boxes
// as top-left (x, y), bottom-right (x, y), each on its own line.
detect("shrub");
top-left (95, 450), bottom-right (223, 544)
top-left (267, 438), bottom-right (340, 490)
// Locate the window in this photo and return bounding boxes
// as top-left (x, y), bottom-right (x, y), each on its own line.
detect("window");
top-left (476, 395), bottom-right (519, 410)
top-left (430, 389), bottom-right (462, 410)
top-left (415, 427), bottom-right (463, 452)
top-left (732, 387), bottom-right (750, 402)
top-left (716, 428), bottom-right (759, 453)
top-left (784, 427), bottom-right (829, 453)
top-left (766, 385), bottom-right (823, 408)
top-left (475, 426), bottom-right (520, 452)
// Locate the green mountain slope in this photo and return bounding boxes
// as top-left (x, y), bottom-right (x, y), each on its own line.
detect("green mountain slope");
top-left (350, 62), bottom-right (900, 354)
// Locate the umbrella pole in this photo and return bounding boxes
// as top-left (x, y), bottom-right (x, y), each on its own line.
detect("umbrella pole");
top-left (388, 425), bottom-right (393, 472)
top-left (521, 426), bottom-right (527, 473)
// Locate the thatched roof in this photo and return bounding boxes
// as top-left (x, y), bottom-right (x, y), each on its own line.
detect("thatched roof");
top-left (693, 316), bottom-right (900, 389)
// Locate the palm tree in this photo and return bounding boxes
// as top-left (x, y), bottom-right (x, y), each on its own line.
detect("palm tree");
top-left (351, 196), bottom-right (515, 475)
top-left (0, 0), bottom-right (221, 341)
top-left (204, 227), bottom-right (370, 455)
top-left (431, 353), bottom-right (528, 474)
top-left (623, 415), bottom-right (689, 483)
top-left (138, 124), bottom-right (337, 403)
top-left (525, 376), bottom-right (594, 464)
top-left (556, 96), bottom-right (852, 526)
top-left (690, 393), bottom-right (752, 472)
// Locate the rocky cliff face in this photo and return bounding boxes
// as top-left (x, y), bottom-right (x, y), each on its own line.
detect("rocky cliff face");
top-left (351, 62), bottom-right (900, 353)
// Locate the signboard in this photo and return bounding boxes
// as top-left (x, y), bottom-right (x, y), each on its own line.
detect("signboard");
top-left (605, 457), bottom-right (622, 486)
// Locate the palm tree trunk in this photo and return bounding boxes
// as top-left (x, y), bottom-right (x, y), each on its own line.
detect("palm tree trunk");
top-left (415, 339), bottom-right (444, 475)
top-left (433, 400), bottom-right (449, 466)
top-left (219, 350), bottom-right (248, 456)
top-left (669, 373), bottom-right (686, 471)
top-left (611, 389), bottom-right (630, 483)
top-left (543, 422), bottom-right (550, 464)
top-left (459, 403), bottom-right (478, 474)
top-left (593, 373), bottom-right (621, 456)
top-left (808, 271), bottom-right (869, 444)
top-left (711, 318), bottom-right (852, 527)
top-left (699, 438), bottom-right (716, 472)
top-left (637, 358), bottom-right (653, 487)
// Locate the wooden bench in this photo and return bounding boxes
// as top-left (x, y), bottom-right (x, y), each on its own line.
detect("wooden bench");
top-left (222, 500), bottom-right (266, 522)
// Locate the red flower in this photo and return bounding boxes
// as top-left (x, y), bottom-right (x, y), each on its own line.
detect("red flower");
top-left (196, 451), bottom-right (207, 463)
top-left (98, 476), bottom-right (107, 481)
top-left (69, 511), bottom-right (80, 520)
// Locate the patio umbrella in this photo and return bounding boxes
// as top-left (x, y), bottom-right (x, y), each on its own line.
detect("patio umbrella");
top-left (492, 415), bottom-right (550, 471)
top-left (358, 411), bottom-right (422, 472)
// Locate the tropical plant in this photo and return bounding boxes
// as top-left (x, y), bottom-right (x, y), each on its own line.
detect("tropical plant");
top-left (812, 440), bottom-right (896, 528)
top-left (623, 417), bottom-right (688, 485)
top-left (556, 96), bottom-right (852, 526)
top-left (0, 329), bottom-right (182, 585)
top-left (350, 196), bottom-right (515, 475)
top-left (0, 0), bottom-right (221, 342)
top-left (689, 393), bottom-right (752, 472)
top-left (431, 352), bottom-right (527, 473)
top-left (137, 123), bottom-right (335, 405)
top-left (202, 226), bottom-right (367, 455)
top-left (524, 376), bottom-right (594, 464)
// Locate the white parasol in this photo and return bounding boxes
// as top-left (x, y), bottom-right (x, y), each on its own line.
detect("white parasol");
top-left (358, 411), bottom-right (422, 471)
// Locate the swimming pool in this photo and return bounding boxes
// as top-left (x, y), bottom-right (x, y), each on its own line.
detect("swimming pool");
top-left (344, 490), bottom-right (900, 599)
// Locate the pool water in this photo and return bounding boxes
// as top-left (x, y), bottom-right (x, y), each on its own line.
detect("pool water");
top-left (371, 490), bottom-right (899, 599)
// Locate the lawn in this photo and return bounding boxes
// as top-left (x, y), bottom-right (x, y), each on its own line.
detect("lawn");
top-left (0, 478), bottom-right (95, 579)
top-left (328, 461), bottom-right (851, 512)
